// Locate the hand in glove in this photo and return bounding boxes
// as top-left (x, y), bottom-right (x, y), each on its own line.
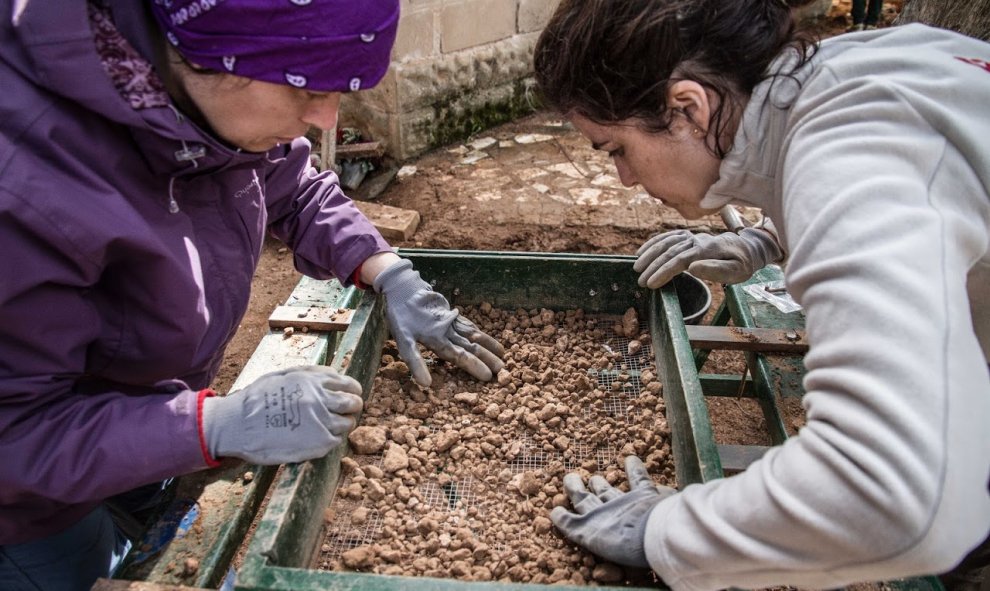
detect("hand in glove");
top-left (550, 456), bottom-right (676, 568)
top-left (201, 365), bottom-right (363, 465)
top-left (634, 227), bottom-right (783, 289)
top-left (373, 258), bottom-right (504, 388)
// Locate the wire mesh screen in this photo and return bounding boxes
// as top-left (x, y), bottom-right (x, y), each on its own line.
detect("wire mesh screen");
top-left (312, 312), bottom-right (669, 584)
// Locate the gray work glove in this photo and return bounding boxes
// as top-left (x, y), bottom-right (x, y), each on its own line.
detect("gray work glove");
top-left (634, 227), bottom-right (783, 288)
top-left (550, 456), bottom-right (676, 568)
top-left (373, 258), bottom-right (504, 388)
top-left (201, 365), bottom-right (363, 465)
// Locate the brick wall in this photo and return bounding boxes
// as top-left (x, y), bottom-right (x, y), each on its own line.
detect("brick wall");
top-left (339, 0), bottom-right (560, 160)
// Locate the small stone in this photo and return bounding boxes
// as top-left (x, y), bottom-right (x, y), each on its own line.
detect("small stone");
top-left (348, 426), bottom-right (387, 454)
top-left (454, 392), bottom-right (479, 405)
top-left (382, 444), bottom-right (409, 473)
top-left (512, 471), bottom-right (541, 496)
top-left (622, 307), bottom-right (639, 337)
top-left (182, 557), bottom-right (199, 578)
top-left (341, 546), bottom-right (375, 570)
top-left (515, 133), bottom-right (553, 144)
top-left (351, 506), bottom-right (370, 525)
top-left (592, 562), bottom-right (624, 583)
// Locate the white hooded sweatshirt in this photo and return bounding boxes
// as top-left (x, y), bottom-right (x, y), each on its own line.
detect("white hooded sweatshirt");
top-left (645, 24), bottom-right (990, 591)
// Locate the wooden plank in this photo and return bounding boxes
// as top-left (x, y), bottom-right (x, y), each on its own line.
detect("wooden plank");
top-left (699, 374), bottom-right (755, 398)
top-left (686, 325), bottom-right (808, 353)
top-left (268, 305), bottom-right (354, 332)
top-left (319, 127), bottom-right (335, 172)
top-left (717, 444), bottom-right (772, 474)
top-left (353, 200), bottom-right (420, 241)
top-left (335, 141), bottom-right (384, 161)
top-left (651, 287), bottom-right (724, 486)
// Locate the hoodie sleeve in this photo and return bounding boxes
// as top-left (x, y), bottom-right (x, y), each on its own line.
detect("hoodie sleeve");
top-left (262, 138), bottom-right (391, 285)
top-left (0, 187), bottom-right (212, 519)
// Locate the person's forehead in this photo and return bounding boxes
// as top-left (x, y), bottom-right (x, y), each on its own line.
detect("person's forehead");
top-left (569, 114), bottom-right (640, 145)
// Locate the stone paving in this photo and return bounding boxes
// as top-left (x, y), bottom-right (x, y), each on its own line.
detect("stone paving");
top-left (389, 112), bottom-right (762, 236)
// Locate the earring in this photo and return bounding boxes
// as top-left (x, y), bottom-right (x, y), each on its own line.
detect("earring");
top-left (692, 128), bottom-right (701, 135)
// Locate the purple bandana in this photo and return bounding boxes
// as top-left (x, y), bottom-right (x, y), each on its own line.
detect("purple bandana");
top-left (149, 0), bottom-right (399, 92)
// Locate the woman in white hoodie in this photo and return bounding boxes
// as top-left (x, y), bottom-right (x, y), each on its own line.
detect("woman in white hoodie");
top-left (534, 1), bottom-right (990, 590)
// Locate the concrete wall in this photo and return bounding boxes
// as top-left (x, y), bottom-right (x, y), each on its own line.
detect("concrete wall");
top-left (339, 0), bottom-right (560, 161)
top-left (340, 0), bottom-right (833, 161)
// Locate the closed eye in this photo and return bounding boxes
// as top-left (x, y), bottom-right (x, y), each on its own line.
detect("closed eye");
top-left (591, 141), bottom-right (623, 158)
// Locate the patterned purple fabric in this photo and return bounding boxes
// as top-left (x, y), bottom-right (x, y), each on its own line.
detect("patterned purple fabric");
top-left (90, 2), bottom-right (170, 109)
top-left (148, 0), bottom-right (399, 92)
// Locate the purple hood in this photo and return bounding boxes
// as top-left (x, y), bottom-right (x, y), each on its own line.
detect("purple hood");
top-left (0, 0), bottom-right (390, 543)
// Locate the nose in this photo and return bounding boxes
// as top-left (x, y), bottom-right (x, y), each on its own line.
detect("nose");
top-left (303, 93), bottom-right (342, 131)
top-left (614, 160), bottom-right (637, 187)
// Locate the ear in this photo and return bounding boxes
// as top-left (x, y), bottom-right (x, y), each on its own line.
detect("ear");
top-left (666, 80), bottom-right (711, 132)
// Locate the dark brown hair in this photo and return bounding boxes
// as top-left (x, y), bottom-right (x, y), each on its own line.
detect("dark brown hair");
top-left (534, 0), bottom-right (819, 157)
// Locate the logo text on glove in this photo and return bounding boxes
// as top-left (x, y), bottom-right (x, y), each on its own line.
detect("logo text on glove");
top-left (264, 386), bottom-right (302, 431)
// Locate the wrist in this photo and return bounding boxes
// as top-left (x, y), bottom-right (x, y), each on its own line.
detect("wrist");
top-left (360, 251), bottom-right (402, 288)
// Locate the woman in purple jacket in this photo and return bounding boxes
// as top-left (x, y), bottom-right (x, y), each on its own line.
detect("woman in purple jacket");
top-left (0, 1), bottom-right (504, 589)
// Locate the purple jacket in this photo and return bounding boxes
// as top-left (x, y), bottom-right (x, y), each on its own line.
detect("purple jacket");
top-left (0, 0), bottom-right (391, 544)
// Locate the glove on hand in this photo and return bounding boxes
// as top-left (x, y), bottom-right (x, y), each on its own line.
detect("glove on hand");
top-left (550, 456), bottom-right (676, 568)
top-left (373, 258), bottom-right (504, 388)
top-left (202, 365), bottom-right (363, 465)
top-left (634, 227), bottom-right (783, 289)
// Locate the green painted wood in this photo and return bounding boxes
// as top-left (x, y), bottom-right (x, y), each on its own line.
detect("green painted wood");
top-left (699, 374), bottom-right (755, 398)
top-left (650, 288), bottom-right (723, 486)
top-left (724, 267), bottom-right (801, 446)
top-left (237, 293), bottom-right (396, 588)
top-left (886, 576), bottom-right (947, 591)
top-left (694, 298), bottom-right (731, 370)
top-left (240, 293), bottom-right (386, 575)
top-left (716, 444), bottom-right (771, 474)
top-left (236, 565), bottom-right (655, 591)
top-left (399, 249), bottom-right (650, 316)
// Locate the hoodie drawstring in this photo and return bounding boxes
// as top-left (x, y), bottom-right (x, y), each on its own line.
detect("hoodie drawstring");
top-left (167, 177), bottom-right (180, 214)
top-left (165, 106), bottom-right (207, 214)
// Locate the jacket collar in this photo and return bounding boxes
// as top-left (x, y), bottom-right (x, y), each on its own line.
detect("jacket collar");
top-left (698, 47), bottom-right (810, 213)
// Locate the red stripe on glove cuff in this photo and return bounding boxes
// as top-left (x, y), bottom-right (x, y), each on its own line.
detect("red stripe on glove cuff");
top-left (352, 262), bottom-right (368, 290)
top-left (197, 389), bottom-right (222, 468)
